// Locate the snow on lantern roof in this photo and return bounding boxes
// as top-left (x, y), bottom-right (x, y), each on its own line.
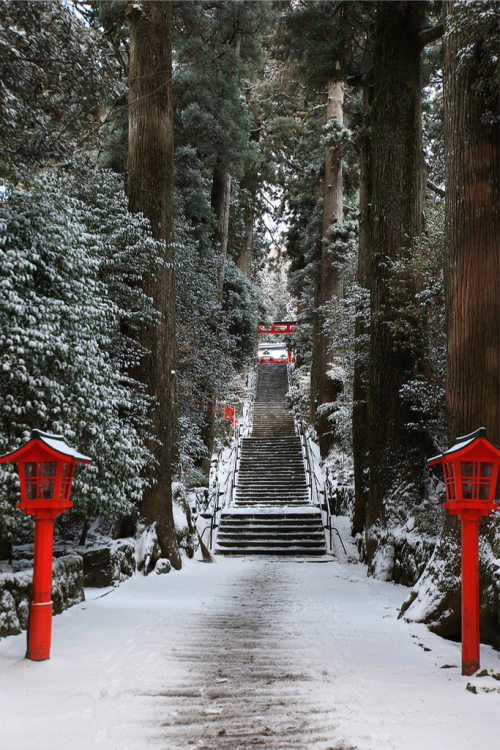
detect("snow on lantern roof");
top-left (428, 427), bottom-right (500, 466)
top-left (0, 429), bottom-right (91, 464)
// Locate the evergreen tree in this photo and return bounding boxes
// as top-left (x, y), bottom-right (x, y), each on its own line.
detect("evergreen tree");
top-left (0, 166), bottom-right (159, 547)
top-left (0, 0), bottom-right (122, 178)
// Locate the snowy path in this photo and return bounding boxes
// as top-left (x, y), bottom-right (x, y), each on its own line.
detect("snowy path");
top-left (0, 553), bottom-right (498, 750)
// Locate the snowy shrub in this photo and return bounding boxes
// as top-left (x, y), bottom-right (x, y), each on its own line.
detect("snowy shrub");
top-left (222, 258), bottom-right (259, 369)
top-left (0, 166), bottom-right (161, 543)
top-left (287, 365), bottom-right (311, 424)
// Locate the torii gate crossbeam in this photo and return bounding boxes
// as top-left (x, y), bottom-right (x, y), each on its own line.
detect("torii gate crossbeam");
top-left (256, 321), bottom-right (297, 335)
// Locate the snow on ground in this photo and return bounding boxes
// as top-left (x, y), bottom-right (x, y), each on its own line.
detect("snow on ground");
top-left (0, 545), bottom-right (498, 750)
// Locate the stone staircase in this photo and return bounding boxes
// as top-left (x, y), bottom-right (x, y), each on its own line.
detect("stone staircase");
top-left (215, 363), bottom-right (327, 556)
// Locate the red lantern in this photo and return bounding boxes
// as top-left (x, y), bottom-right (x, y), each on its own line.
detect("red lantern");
top-left (0, 430), bottom-right (91, 661)
top-left (428, 427), bottom-right (499, 675)
top-left (222, 405), bottom-right (237, 433)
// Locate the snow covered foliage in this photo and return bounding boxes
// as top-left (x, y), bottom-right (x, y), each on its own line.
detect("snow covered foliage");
top-left (0, 0), bottom-right (123, 177)
top-left (256, 258), bottom-right (297, 325)
top-left (0, 166), bottom-right (161, 544)
top-left (287, 365), bottom-right (311, 425)
top-left (222, 258), bottom-right (259, 369)
top-left (175, 214), bottom-right (258, 472)
top-left (175, 217), bottom-right (233, 469)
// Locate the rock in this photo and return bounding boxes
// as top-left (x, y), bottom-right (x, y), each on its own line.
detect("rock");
top-left (155, 558), bottom-right (172, 575)
top-left (135, 525), bottom-right (162, 576)
top-left (0, 555), bottom-right (84, 638)
top-left (52, 555), bottom-right (85, 614)
top-left (77, 541), bottom-right (135, 587)
top-left (0, 589), bottom-right (21, 637)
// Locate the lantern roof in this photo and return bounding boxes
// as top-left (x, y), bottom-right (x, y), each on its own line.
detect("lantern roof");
top-left (0, 429), bottom-right (91, 464)
top-left (428, 427), bottom-right (500, 466)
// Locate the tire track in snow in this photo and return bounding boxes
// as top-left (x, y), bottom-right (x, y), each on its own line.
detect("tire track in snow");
top-left (142, 559), bottom-right (351, 750)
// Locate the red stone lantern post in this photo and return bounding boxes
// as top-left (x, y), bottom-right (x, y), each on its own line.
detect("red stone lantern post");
top-left (428, 428), bottom-right (499, 675)
top-left (0, 430), bottom-right (91, 661)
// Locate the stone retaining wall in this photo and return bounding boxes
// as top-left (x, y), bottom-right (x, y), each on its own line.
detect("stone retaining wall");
top-left (0, 554), bottom-right (84, 638)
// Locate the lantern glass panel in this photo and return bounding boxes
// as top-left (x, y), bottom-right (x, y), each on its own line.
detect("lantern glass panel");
top-left (480, 462), bottom-right (493, 478)
top-left (26, 482), bottom-right (37, 500)
top-left (24, 462), bottom-right (37, 478)
top-left (60, 462), bottom-right (74, 499)
top-left (24, 461), bottom-right (38, 499)
top-left (43, 462), bottom-right (56, 478)
top-left (42, 461), bottom-right (56, 499)
top-left (478, 484), bottom-right (490, 500)
top-left (444, 462), bottom-right (456, 500)
top-left (462, 482), bottom-right (473, 500)
top-left (460, 461), bottom-right (474, 478)
top-left (478, 462), bottom-right (494, 500)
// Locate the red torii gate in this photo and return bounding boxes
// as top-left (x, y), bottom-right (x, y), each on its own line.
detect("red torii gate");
top-left (257, 321), bottom-right (297, 335)
top-left (256, 321), bottom-right (297, 364)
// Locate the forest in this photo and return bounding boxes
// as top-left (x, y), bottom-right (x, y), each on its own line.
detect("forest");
top-left (0, 0), bottom-right (498, 645)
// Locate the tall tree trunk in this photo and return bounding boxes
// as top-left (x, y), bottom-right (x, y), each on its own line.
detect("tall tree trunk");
top-left (236, 122), bottom-right (261, 281)
top-left (433, 0), bottom-right (500, 636)
top-left (310, 79), bottom-right (344, 458)
top-left (212, 162), bottom-right (232, 298)
top-left (352, 87), bottom-right (372, 536)
top-left (126, 1), bottom-right (181, 569)
top-left (237, 205), bottom-right (253, 279)
top-left (444, 6), bottom-right (500, 446)
top-left (365, 1), bottom-right (427, 565)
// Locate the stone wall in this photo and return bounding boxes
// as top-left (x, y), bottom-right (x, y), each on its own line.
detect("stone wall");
top-left (0, 554), bottom-right (84, 638)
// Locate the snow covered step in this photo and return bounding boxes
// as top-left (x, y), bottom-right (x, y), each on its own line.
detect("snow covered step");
top-left (215, 363), bottom-right (327, 556)
top-left (254, 364), bottom-right (289, 403)
top-left (233, 495), bottom-right (308, 500)
top-left (215, 509), bottom-right (326, 556)
top-left (232, 501), bottom-right (309, 507)
top-left (237, 482), bottom-right (307, 488)
top-left (219, 510), bottom-right (323, 522)
top-left (234, 495), bottom-right (309, 503)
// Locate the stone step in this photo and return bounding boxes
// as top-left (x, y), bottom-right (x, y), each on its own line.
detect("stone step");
top-left (215, 547), bottom-right (326, 556)
top-left (218, 526), bottom-right (323, 534)
top-left (237, 477), bottom-right (307, 483)
top-left (214, 363), bottom-right (327, 557)
top-left (235, 492), bottom-right (308, 499)
top-left (233, 501), bottom-right (309, 506)
top-left (220, 515), bottom-right (323, 524)
top-left (217, 540), bottom-right (325, 549)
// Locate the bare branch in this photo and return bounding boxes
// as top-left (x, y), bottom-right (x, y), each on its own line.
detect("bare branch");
top-left (418, 24), bottom-right (444, 51)
top-left (427, 179), bottom-right (445, 197)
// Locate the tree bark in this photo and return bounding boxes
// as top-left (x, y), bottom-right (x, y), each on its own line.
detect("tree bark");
top-left (212, 162), bottom-right (232, 299)
top-left (366, 1), bottom-right (427, 561)
top-left (310, 79), bottom-right (344, 458)
top-left (126, 1), bottom-right (181, 569)
top-left (438, 0), bottom-right (499, 639)
top-left (352, 86), bottom-right (372, 536)
top-left (444, 4), bottom-right (500, 447)
top-left (237, 206), bottom-right (253, 280)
